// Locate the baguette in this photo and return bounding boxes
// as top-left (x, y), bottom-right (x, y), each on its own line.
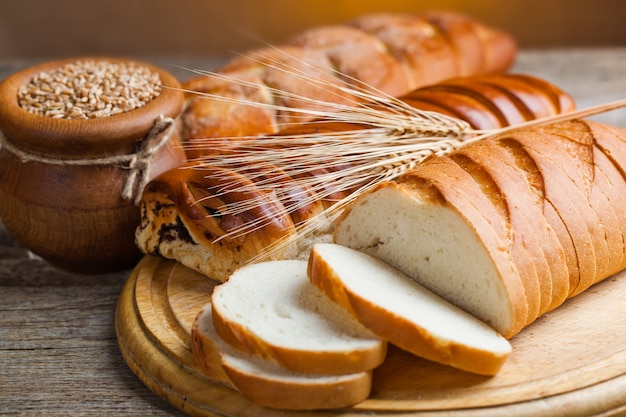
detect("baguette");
top-left (181, 11), bottom-right (516, 155)
top-left (334, 119), bottom-right (626, 338)
top-left (191, 302), bottom-right (373, 410)
top-left (135, 73), bottom-right (575, 282)
top-left (307, 243), bottom-right (512, 376)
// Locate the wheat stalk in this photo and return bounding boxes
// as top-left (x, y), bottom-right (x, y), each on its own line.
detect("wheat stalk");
top-left (177, 49), bottom-right (626, 262)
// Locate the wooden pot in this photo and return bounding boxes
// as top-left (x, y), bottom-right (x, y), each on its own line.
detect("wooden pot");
top-left (0, 57), bottom-right (187, 274)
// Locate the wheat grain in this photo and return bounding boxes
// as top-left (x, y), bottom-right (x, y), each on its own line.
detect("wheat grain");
top-left (17, 60), bottom-right (162, 119)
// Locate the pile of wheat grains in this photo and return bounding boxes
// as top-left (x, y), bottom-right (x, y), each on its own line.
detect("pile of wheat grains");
top-left (17, 60), bottom-right (162, 119)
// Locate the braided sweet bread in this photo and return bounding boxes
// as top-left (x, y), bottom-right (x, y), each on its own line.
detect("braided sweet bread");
top-left (180, 11), bottom-right (517, 158)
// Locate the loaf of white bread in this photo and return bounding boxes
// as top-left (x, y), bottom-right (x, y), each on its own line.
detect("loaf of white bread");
top-left (180, 10), bottom-right (517, 157)
top-left (334, 119), bottom-right (626, 338)
top-left (135, 73), bottom-right (575, 282)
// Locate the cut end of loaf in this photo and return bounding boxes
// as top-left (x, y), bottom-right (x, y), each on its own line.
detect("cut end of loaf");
top-left (334, 183), bottom-right (516, 337)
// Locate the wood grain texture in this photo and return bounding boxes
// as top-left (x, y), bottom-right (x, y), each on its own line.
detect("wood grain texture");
top-left (1, 49), bottom-right (626, 416)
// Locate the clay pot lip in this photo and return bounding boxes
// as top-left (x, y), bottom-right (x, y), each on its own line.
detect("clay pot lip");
top-left (0, 56), bottom-right (185, 157)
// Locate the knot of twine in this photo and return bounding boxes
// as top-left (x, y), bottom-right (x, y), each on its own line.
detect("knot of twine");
top-left (0, 115), bottom-right (175, 205)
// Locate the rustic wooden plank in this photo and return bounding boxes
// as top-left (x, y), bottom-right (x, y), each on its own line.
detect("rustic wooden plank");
top-left (0, 232), bottom-right (186, 415)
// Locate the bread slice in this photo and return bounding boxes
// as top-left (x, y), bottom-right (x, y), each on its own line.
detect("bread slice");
top-left (502, 128), bottom-right (599, 296)
top-left (590, 147), bottom-right (626, 278)
top-left (308, 243), bottom-right (512, 375)
top-left (191, 302), bottom-right (373, 410)
top-left (532, 124), bottom-right (621, 285)
top-left (583, 122), bottom-right (626, 288)
top-left (496, 136), bottom-right (581, 299)
top-left (211, 260), bottom-right (387, 375)
top-left (449, 147), bottom-right (546, 323)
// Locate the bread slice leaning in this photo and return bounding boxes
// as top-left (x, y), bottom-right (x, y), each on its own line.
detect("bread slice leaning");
top-left (211, 259), bottom-right (387, 375)
top-left (308, 243), bottom-right (512, 376)
top-left (191, 302), bottom-right (373, 410)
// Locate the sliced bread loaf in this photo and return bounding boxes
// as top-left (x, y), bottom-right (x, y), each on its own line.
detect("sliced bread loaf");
top-left (191, 302), bottom-right (373, 410)
top-left (307, 243), bottom-right (512, 376)
top-left (334, 120), bottom-right (626, 339)
top-left (211, 259), bottom-right (387, 375)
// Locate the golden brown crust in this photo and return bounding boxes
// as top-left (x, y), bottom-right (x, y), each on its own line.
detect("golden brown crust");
top-left (416, 10), bottom-right (517, 75)
top-left (500, 126), bottom-right (598, 303)
top-left (286, 25), bottom-right (412, 97)
top-left (181, 11), bottom-right (518, 148)
top-left (347, 13), bottom-right (458, 89)
top-left (460, 140), bottom-right (571, 320)
top-left (494, 137), bottom-right (579, 303)
top-left (222, 364), bottom-right (372, 410)
top-left (401, 73), bottom-right (576, 130)
top-left (190, 308), bottom-right (235, 387)
top-left (135, 163), bottom-right (296, 281)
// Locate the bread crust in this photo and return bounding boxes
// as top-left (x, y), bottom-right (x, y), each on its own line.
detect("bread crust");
top-left (190, 307), bottom-right (235, 388)
top-left (222, 362), bottom-right (372, 410)
top-left (462, 140), bottom-right (571, 318)
top-left (286, 25), bottom-right (412, 97)
top-left (135, 164), bottom-right (296, 282)
top-left (501, 126), bottom-right (601, 300)
top-left (181, 11), bottom-right (517, 146)
top-left (495, 137), bottom-right (579, 301)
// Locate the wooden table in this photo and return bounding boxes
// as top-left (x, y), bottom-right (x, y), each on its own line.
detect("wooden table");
top-left (1, 49), bottom-right (626, 416)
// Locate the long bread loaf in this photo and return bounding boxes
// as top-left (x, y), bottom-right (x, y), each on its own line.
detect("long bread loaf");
top-left (135, 73), bottom-right (575, 282)
top-left (334, 119), bottom-right (626, 338)
top-left (181, 11), bottom-right (516, 157)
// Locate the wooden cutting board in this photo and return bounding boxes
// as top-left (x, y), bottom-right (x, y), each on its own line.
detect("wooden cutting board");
top-left (115, 255), bottom-right (626, 417)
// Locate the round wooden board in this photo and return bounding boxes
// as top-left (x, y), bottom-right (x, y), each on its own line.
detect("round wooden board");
top-left (116, 255), bottom-right (626, 417)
